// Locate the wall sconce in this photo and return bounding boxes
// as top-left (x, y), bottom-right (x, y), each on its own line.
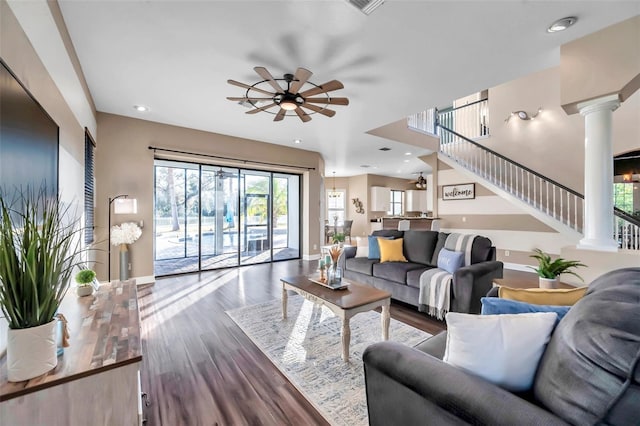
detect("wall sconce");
top-left (108, 194), bottom-right (138, 282)
top-left (505, 107), bottom-right (542, 123)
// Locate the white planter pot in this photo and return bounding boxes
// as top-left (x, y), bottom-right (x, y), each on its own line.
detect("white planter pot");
top-left (539, 277), bottom-right (559, 289)
top-left (76, 285), bottom-right (93, 297)
top-left (7, 319), bottom-right (58, 382)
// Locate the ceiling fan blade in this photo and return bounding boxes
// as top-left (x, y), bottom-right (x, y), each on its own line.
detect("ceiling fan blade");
top-left (254, 67), bottom-right (285, 93)
top-left (301, 103), bottom-right (336, 117)
top-left (274, 109), bottom-right (286, 122)
top-left (289, 67), bottom-right (313, 94)
top-left (300, 80), bottom-right (344, 98)
top-left (227, 80), bottom-right (274, 96)
top-left (226, 96), bottom-right (274, 101)
top-left (305, 97), bottom-right (349, 106)
top-left (295, 107), bottom-right (311, 123)
top-left (245, 103), bottom-right (277, 114)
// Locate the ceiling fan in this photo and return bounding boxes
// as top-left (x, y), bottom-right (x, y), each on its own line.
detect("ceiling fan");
top-left (227, 66), bottom-right (349, 123)
top-left (410, 172), bottom-right (428, 190)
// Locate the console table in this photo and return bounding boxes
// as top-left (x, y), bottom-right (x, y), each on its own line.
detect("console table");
top-left (0, 280), bottom-right (143, 425)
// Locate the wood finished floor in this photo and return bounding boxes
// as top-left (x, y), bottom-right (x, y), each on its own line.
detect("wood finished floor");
top-left (138, 260), bottom-right (446, 425)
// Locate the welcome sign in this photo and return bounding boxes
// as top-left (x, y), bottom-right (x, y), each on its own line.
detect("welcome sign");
top-left (443, 183), bottom-right (475, 200)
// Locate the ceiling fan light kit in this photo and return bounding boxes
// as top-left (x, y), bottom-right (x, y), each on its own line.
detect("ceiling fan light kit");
top-left (227, 67), bottom-right (349, 123)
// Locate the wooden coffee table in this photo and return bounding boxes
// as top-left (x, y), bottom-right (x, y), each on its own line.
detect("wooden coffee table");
top-left (280, 275), bottom-right (391, 362)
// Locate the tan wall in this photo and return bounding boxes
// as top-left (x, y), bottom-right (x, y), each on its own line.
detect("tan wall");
top-left (347, 174), bottom-right (368, 237)
top-left (95, 112), bottom-right (324, 281)
top-left (1, 0), bottom-right (96, 352)
top-left (486, 66), bottom-right (640, 194)
top-left (1, 0), bottom-right (90, 207)
top-left (561, 15), bottom-right (640, 113)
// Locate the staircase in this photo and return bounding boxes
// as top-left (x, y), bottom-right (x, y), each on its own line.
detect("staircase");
top-left (407, 104), bottom-right (640, 251)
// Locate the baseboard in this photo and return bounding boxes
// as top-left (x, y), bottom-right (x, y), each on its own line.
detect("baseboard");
top-left (303, 253), bottom-right (321, 261)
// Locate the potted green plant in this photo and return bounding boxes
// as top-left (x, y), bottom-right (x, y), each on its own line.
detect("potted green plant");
top-left (529, 248), bottom-right (586, 289)
top-left (75, 269), bottom-right (96, 297)
top-left (332, 233), bottom-right (346, 245)
top-left (0, 190), bottom-right (82, 382)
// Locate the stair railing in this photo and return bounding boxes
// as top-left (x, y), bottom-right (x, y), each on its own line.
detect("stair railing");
top-left (437, 125), bottom-right (584, 233)
top-left (407, 107), bottom-right (640, 250)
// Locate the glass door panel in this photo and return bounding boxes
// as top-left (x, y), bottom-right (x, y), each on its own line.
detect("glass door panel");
top-left (240, 171), bottom-right (271, 265)
top-left (273, 173), bottom-right (299, 260)
top-left (154, 161), bottom-right (199, 275)
top-left (201, 166), bottom-right (239, 270)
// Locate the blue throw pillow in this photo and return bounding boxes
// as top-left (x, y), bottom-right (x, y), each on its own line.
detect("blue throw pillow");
top-left (437, 248), bottom-right (464, 274)
top-left (481, 297), bottom-right (571, 325)
top-left (367, 235), bottom-right (393, 259)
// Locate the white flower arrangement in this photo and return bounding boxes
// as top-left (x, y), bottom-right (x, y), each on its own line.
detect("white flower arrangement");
top-left (110, 222), bottom-right (142, 246)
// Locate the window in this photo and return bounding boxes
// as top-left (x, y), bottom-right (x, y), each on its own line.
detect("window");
top-left (614, 183), bottom-right (634, 214)
top-left (388, 190), bottom-right (404, 216)
top-left (327, 189), bottom-right (346, 225)
top-left (84, 129), bottom-right (96, 244)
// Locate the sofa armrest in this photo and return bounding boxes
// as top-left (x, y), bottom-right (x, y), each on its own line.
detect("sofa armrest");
top-left (344, 245), bottom-right (357, 259)
top-left (451, 260), bottom-right (503, 314)
top-left (363, 341), bottom-right (568, 426)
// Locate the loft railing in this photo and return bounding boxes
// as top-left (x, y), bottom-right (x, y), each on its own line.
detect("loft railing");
top-left (438, 98), bottom-right (490, 142)
top-left (406, 105), bottom-right (640, 250)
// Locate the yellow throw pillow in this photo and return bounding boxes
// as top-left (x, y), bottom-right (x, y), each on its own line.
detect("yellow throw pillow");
top-left (378, 238), bottom-right (407, 263)
top-left (498, 286), bottom-right (587, 306)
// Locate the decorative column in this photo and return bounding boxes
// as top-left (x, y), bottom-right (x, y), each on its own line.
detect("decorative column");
top-left (577, 94), bottom-right (620, 252)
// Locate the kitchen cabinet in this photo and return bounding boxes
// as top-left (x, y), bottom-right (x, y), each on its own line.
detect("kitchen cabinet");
top-left (405, 190), bottom-right (428, 212)
top-left (370, 186), bottom-right (390, 212)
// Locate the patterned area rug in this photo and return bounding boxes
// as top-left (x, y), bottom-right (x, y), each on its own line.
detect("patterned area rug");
top-left (226, 296), bottom-right (432, 425)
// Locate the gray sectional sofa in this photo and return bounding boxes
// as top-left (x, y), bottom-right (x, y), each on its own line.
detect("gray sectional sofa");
top-left (342, 229), bottom-right (503, 315)
top-left (362, 267), bottom-right (640, 425)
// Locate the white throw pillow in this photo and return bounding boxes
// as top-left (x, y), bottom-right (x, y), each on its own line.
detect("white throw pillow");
top-left (443, 312), bottom-right (557, 392)
top-left (355, 236), bottom-right (369, 258)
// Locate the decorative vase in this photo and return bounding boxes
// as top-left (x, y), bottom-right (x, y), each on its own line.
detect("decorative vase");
top-left (539, 277), bottom-right (559, 289)
top-left (7, 319), bottom-right (58, 382)
top-left (76, 285), bottom-right (93, 297)
top-left (119, 243), bottom-right (129, 281)
top-left (328, 263), bottom-right (343, 285)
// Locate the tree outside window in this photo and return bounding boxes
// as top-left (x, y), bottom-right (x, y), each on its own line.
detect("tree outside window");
top-left (388, 190), bottom-right (404, 216)
top-left (614, 183), bottom-right (633, 214)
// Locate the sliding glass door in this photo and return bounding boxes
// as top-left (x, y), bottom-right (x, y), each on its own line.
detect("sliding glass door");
top-left (154, 160), bottom-right (300, 276)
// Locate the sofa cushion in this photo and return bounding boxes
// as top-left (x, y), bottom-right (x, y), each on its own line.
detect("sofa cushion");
top-left (437, 249), bottom-right (464, 274)
top-left (402, 230), bottom-right (439, 265)
top-left (470, 236), bottom-right (493, 264)
top-left (373, 262), bottom-right (425, 284)
top-left (499, 286), bottom-right (586, 306)
top-left (379, 238), bottom-right (408, 263)
top-left (444, 312), bottom-right (557, 392)
top-left (345, 257), bottom-right (378, 275)
top-left (533, 267), bottom-right (640, 425)
top-left (354, 236), bottom-right (369, 258)
top-left (430, 232), bottom-right (449, 266)
top-left (368, 235), bottom-right (393, 259)
top-left (406, 266), bottom-right (434, 289)
top-left (480, 297), bottom-right (570, 325)
top-left (372, 229), bottom-right (404, 239)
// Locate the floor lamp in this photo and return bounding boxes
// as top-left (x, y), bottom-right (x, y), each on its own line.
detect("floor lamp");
top-left (108, 194), bottom-right (138, 282)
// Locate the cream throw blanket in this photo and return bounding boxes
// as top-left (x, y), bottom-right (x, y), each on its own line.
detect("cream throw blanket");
top-left (418, 233), bottom-right (478, 320)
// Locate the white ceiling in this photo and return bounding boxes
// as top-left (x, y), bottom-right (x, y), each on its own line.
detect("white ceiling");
top-left (56, 0), bottom-right (639, 178)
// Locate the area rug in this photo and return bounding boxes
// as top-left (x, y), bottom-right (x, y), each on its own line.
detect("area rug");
top-left (226, 296), bottom-right (432, 425)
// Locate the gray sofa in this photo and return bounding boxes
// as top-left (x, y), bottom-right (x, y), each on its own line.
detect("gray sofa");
top-left (363, 267), bottom-right (640, 425)
top-left (342, 230), bottom-right (503, 314)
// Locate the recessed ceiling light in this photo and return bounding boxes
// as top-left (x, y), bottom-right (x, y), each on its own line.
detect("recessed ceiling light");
top-left (547, 16), bottom-right (577, 33)
top-left (294, 139), bottom-right (301, 144)
top-left (403, 159), bottom-right (410, 163)
top-left (404, 152), bottom-right (412, 156)
top-left (133, 105), bottom-right (148, 112)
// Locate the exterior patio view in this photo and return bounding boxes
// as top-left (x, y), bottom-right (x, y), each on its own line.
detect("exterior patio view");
top-left (154, 160), bottom-right (300, 276)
